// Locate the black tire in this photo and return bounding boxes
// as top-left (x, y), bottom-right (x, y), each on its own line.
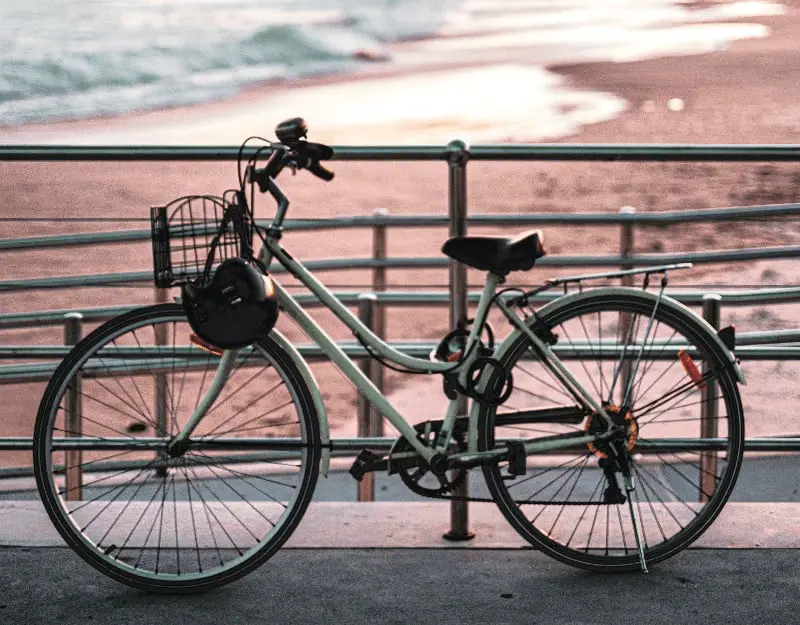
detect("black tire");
top-left (479, 289), bottom-right (744, 572)
top-left (34, 304), bottom-right (320, 592)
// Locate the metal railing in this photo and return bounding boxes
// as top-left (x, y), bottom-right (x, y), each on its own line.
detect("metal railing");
top-left (5, 202), bottom-right (800, 291)
top-left (2, 142), bottom-right (800, 539)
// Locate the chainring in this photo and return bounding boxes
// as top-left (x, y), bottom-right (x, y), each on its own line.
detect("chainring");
top-left (393, 420), bottom-right (467, 497)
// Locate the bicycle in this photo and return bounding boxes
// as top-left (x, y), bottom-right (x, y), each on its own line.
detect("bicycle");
top-left (33, 118), bottom-right (745, 593)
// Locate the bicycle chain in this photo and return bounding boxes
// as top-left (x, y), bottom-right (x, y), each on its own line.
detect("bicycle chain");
top-left (394, 419), bottom-right (620, 505)
top-left (424, 489), bottom-right (618, 506)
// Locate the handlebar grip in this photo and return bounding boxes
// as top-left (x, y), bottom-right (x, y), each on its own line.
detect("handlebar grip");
top-left (307, 160), bottom-right (335, 181)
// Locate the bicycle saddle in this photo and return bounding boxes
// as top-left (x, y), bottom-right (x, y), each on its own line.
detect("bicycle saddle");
top-left (441, 230), bottom-right (546, 275)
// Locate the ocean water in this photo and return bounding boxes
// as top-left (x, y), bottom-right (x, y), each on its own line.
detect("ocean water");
top-left (0, 0), bottom-right (786, 128)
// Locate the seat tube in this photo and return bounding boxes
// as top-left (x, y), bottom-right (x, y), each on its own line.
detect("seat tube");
top-left (455, 272), bottom-right (503, 391)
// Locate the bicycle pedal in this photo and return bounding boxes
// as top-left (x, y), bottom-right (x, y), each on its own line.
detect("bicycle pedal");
top-left (503, 441), bottom-right (527, 478)
top-left (348, 449), bottom-right (388, 482)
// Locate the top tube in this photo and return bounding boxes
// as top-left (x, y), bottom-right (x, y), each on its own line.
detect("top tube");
top-left (262, 234), bottom-right (505, 376)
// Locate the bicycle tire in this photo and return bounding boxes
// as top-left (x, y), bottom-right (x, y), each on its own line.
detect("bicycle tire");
top-left (34, 304), bottom-right (320, 592)
top-left (479, 288), bottom-right (744, 572)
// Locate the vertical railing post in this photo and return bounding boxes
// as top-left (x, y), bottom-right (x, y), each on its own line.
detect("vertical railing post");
top-left (619, 206), bottom-right (636, 284)
top-left (701, 294), bottom-right (721, 502)
top-left (371, 207), bottom-right (387, 438)
top-left (444, 139), bottom-right (474, 541)
top-left (154, 287), bottom-right (169, 476)
top-left (63, 312), bottom-right (83, 501)
top-left (619, 206), bottom-right (636, 403)
top-left (357, 293), bottom-right (379, 501)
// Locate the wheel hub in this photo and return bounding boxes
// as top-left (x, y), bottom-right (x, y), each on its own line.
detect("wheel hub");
top-left (585, 404), bottom-right (639, 458)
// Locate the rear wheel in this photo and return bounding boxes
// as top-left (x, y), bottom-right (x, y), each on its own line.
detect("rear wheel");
top-left (480, 290), bottom-right (744, 571)
top-left (34, 304), bottom-right (320, 592)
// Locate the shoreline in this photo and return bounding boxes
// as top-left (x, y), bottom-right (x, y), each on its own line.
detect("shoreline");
top-left (0, 62), bottom-right (630, 146)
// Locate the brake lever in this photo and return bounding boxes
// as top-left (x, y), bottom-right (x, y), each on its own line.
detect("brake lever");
top-left (307, 160), bottom-right (335, 181)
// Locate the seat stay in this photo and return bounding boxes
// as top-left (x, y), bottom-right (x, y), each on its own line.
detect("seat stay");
top-left (493, 298), bottom-right (616, 429)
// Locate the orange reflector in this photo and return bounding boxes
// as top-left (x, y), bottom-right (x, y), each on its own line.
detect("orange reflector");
top-left (190, 333), bottom-right (223, 356)
top-left (262, 274), bottom-right (275, 298)
top-left (678, 349), bottom-right (706, 389)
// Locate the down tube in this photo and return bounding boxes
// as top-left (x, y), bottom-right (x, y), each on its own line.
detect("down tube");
top-left (273, 280), bottom-right (440, 463)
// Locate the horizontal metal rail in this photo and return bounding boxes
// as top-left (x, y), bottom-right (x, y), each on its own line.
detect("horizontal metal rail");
top-left (0, 339), bottom-right (796, 362)
top-left (2, 144), bottom-right (800, 162)
top-left (4, 202), bottom-right (800, 252)
top-left (1, 340), bottom-right (799, 382)
top-left (1, 436), bottom-right (798, 453)
top-left (3, 246), bottom-right (800, 293)
top-left (5, 286), bottom-right (800, 330)
top-left (3, 435), bottom-right (796, 481)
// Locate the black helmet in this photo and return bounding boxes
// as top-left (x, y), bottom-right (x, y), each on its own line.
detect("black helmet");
top-left (181, 258), bottom-right (279, 350)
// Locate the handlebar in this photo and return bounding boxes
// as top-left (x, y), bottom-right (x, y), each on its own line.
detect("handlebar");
top-left (243, 118), bottom-right (334, 230)
top-left (248, 135), bottom-right (335, 191)
top-left (307, 159), bottom-right (334, 181)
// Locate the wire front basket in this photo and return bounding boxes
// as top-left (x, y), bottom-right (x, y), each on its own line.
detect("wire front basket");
top-left (150, 192), bottom-right (253, 288)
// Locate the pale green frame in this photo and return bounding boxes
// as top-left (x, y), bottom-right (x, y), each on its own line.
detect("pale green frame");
top-left (173, 232), bottom-right (743, 473)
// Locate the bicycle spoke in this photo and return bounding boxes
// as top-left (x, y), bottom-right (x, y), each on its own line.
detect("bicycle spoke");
top-left (188, 450), bottom-right (296, 500)
top-left (68, 386), bottom-right (156, 432)
top-left (558, 321), bottom-right (604, 400)
top-left (202, 363), bottom-right (273, 424)
top-left (541, 455), bottom-right (593, 536)
top-left (564, 475), bottom-right (605, 549)
top-left (208, 400), bottom-right (295, 439)
top-left (508, 453), bottom-right (591, 494)
top-left (515, 362), bottom-right (576, 404)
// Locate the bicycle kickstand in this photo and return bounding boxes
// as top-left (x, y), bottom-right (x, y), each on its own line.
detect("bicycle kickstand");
top-left (610, 436), bottom-right (649, 573)
top-left (624, 473), bottom-right (649, 574)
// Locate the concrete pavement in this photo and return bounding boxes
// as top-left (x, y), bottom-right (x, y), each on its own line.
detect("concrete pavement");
top-left (1, 547), bottom-right (798, 625)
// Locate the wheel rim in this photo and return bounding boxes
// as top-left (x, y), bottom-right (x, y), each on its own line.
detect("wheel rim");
top-left (36, 309), bottom-right (317, 587)
top-left (482, 295), bottom-right (743, 568)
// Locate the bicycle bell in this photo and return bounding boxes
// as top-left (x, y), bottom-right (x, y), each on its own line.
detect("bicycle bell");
top-left (181, 258), bottom-right (279, 350)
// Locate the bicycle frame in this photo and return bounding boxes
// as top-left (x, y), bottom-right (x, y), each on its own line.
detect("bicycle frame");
top-left (172, 230), bottom-right (614, 469)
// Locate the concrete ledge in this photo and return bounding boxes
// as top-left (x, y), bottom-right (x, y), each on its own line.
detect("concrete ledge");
top-left (1, 500), bottom-right (798, 549)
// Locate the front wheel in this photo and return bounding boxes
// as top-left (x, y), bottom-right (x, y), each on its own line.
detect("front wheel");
top-left (480, 289), bottom-right (744, 572)
top-left (34, 304), bottom-right (320, 592)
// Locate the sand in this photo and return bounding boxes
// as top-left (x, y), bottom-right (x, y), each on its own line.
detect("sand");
top-left (2, 1), bottom-right (800, 468)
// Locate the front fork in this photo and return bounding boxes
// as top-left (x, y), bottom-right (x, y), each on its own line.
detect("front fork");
top-left (166, 348), bottom-right (238, 457)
